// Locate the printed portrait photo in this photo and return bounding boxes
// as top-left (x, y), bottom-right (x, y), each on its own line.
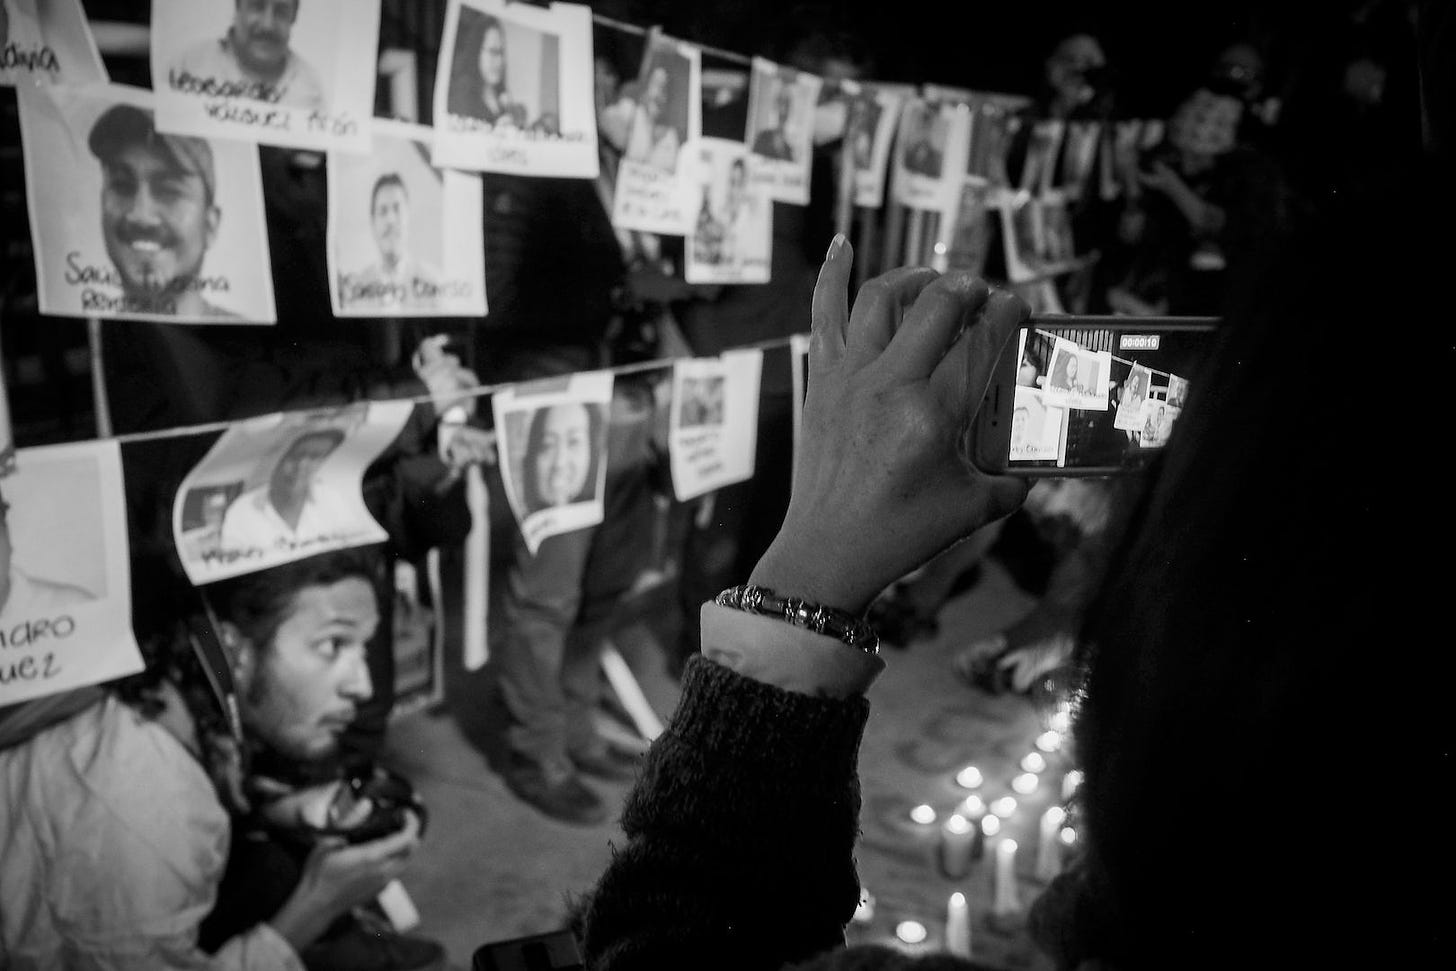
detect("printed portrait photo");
top-left (1137, 398), bottom-right (1181, 449)
top-left (623, 39), bottom-right (693, 174)
top-left (330, 119), bottom-right (487, 317)
top-left (0, 440), bottom-right (141, 706)
top-left (677, 375), bottom-right (725, 428)
top-left (151, 0), bottom-right (380, 152)
top-left (1167, 374), bottom-right (1188, 408)
top-left (851, 85), bottom-right (904, 209)
top-left (1008, 386), bottom-right (1065, 462)
top-left (502, 401), bottom-right (607, 517)
top-left (899, 99), bottom-right (947, 179)
top-left (0, 0), bottom-right (105, 87)
top-left (686, 138), bottom-right (771, 284)
top-left (746, 59), bottom-right (815, 166)
top-left (17, 82), bottom-right (277, 324)
top-left (1000, 193), bottom-right (1077, 283)
top-left (173, 401), bottom-right (413, 584)
top-left (1113, 363), bottom-right (1153, 431)
top-left (1044, 338), bottom-right (1110, 410)
top-left (444, 0), bottom-right (559, 133)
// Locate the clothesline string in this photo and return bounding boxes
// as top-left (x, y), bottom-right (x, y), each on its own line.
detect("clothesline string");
top-left (1031, 327), bottom-right (1185, 382)
top-left (104, 333), bottom-right (803, 447)
top-left (590, 13), bottom-right (753, 67)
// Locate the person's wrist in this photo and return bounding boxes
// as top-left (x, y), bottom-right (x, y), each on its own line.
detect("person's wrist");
top-left (748, 532), bottom-right (883, 617)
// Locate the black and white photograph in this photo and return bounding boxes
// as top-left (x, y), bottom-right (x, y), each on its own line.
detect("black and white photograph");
top-left (329, 118), bottom-right (487, 317)
top-left (17, 82), bottom-right (276, 323)
top-left (850, 84), bottom-right (905, 209)
top-left (669, 351), bottom-right (762, 501)
top-left (0, 440), bottom-right (141, 706)
top-left (610, 33), bottom-right (701, 235)
top-left (686, 137), bottom-right (771, 284)
top-left (999, 190), bottom-right (1078, 283)
top-left (1167, 374), bottom-right (1189, 408)
top-left (1136, 397), bottom-right (1180, 449)
top-left (1113, 362), bottom-right (1153, 431)
top-left (151, 0), bottom-right (379, 153)
top-left (432, 0), bottom-right (598, 178)
top-left (1008, 385), bottom-right (1066, 462)
top-left (892, 98), bottom-right (969, 211)
top-left (0, 0), bottom-right (104, 87)
top-left (1044, 336), bottom-right (1111, 410)
top-left (172, 400), bottom-right (412, 584)
top-left (492, 370), bottom-right (613, 555)
top-left (744, 56), bottom-right (821, 204)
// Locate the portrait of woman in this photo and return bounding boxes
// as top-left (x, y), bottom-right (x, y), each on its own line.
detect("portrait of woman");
top-left (447, 8), bottom-right (525, 128)
top-left (624, 51), bottom-right (686, 172)
top-left (520, 402), bottom-right (604, 515)
top-left (1049, 350), bottom-right (1082, 393)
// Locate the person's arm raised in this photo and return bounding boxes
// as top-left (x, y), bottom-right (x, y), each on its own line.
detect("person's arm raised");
top-left (579, 240), bottom-right (1028, 971)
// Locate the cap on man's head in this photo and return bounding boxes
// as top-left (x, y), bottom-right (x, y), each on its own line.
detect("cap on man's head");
top-left (88, 104), bottom-right (217, 203)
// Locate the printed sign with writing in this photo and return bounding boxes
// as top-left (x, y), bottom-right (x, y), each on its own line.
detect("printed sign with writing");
top-left (668, 350), bottom-right (763, 501)
top-left (493, 370), bottom-right (613, 556)
top-left (0, 0), bottom-right (105, 87)
top-left (432, 0), bottom-right (598, 178)
top-left (1136, 398), bottom-right (1180, 449)
top-left (610, 34), bottom-right (701, 236)
top-left (329, 119), bottom-right (487, 318)
top-left (0, 440), bottom-right (142, 706)
top-left (17, 82), bottom-right (276, 323)
top-left (744, 57), bottom-right (821, 205)
top-left (998, 189), bottom-right (1078, 284)
top-left (173, 401), bottom-right (412, 584)
top-left (685, 138), bottom-right (771, 285)
top-left (1009, 385), bottom-right (1067, 462)
top-left (1113, 362), bottom-right (1153, 432)
top-left (151, 0), bottom-right (379, 153)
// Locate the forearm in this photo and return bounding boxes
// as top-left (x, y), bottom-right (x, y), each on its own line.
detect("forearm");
top-left (580, 655), bottom-right (871, 971)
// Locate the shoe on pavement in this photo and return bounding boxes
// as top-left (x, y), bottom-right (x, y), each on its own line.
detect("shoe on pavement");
top-left (505, 762), bottom-right (609, 826)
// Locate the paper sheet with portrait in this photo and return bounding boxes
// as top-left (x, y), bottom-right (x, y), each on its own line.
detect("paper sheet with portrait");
top-left (610, 34), bottom-right (702, 236)
top-left (16, 81), bottom-right (277, 324)
top-left (891, 98), bottom-right (971, 212)
top-left (172, 400), bottom-right (413, 585)
top-left (685, 138), bottom-right (771, 284)
top-left (1167, 374), bottom-right (1189, 408)
top-left (432, 0), bottom-right (599, 178)
top-left (849, 83), bottom-right (906, 208)
top-left (0, 0), bottom-right (106, 87)
top-left (1009, 385), bottom-right (1068, 463)
top-left (1136, 397), bottom-right (1180, 449)
top-left (0, 440), bottom-right (143, 706)
top-left (329, 118), bottom-right (487, 318)
top-left (999, 188), bottom-right (1079, 283)
top-left (150, 0), bottom-right (379, 153)
top-left (668, 350), bottom-right (763, 502)
top-left (744, 57), bottom-right (821, 205)
top-left (1043, 336), bottom-right (1111, 411)
top-left (1113, 362), bottom-right (1153, 431)
top-left (493, 370), bottom-right (613, 556)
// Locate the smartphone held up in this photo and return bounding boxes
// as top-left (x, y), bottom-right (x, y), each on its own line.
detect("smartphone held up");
top-left (968, 316), bottom-right (1218, 477)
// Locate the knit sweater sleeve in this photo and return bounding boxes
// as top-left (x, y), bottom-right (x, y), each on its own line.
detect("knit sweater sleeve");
top-left (580, 655), bottom-right (871, 971)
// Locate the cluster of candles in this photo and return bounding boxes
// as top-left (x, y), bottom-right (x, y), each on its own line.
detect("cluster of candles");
top-left (882, 706), bottom-right (1083, 959)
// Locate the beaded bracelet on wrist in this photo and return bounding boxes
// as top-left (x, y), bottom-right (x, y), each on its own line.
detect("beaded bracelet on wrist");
top-left (715, 584), bottom-right (880, 655)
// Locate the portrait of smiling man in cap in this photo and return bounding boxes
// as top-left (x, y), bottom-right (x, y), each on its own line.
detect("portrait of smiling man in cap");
top-left (87, 103), bottom-right (240, 319)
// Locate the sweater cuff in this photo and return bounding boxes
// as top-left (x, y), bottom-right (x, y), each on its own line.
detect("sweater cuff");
top-left (700, 602), bottom-right (885, 699)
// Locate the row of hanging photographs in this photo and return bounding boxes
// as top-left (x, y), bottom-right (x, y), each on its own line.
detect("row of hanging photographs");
top-left (4, 0), bottom-right (1173, 326)
top-left (0, 346), bottom-right (767, 706)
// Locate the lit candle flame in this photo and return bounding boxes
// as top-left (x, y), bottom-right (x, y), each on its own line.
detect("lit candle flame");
top-left (1060, 826), bottom-right (1077, 846)
top-left (1035, 730), bottom-right (1062, 753)
top-left (896, 920), bottom-right (928, 945)
top-left (955, 765), bottom-right (983, 789)
top-left (1012, 772), bottom-right (1039, 795)
top-left (990, 796), bottom-right (1018, 818)
top-left (944, 813), bottom-right (972, 835)
top-left (910, 804), bottom-right (937, 825)
top-left (981, 814), bottom-right (1002, 836)
top-left (1020, 752), bottom-right (1047, 774)
top-left (961, 794), bottom-right (986, 817)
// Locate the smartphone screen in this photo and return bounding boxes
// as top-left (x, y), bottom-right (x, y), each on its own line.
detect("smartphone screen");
top-left (974, 317), bottom-right (1218, 476)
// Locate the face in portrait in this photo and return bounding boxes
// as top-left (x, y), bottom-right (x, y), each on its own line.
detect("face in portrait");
top-left (216, 561), bottom-right (379, 761)
top-left (88, 104), bottom-right (230, 317)
top-left (725, 158), bottom-right (748, 214)
top-left (269, 429), bottom-right (344, 522)
top-left (851, 97), bottom-right (882, 170)
top-left (230, 0), bottom-right (301, 80)
top-left (0, 484), bottom-right (96, 624)
top-left (1010, 406), bottom-right (1030, 450)
top-left (624, 48), bottom-right (688, 173)
top-left (369, 173), bottom-right (410, 274)
top-left (448, 9), bottom-right (519, 126)
top-left (1051, 351), bottom-right (1080, 391)
top-left (522, 403), bottom-right (602, 514)
top-left (902, 104), bottom-right (944, 178)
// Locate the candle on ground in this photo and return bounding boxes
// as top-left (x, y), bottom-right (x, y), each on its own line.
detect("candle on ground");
top-left (1020, 751), bottom-right (1047, 774)
top-left (896, 920), bottom-right (928, 945)
top-left (993, 838), bottom-right (1021, 917)
top-left (1061, 769), bottom-right (1083, 803)
top-left (1036, 806), bottom-right (1067, 882)
top-left (939, 813), bottom-right (976, 879)
top-left (910, 804), bottom-right (937, 826)
top-left (1060, 826), bottom-right (1077, 847)
top-left (961, 794), bottom-right (986, 819)
top-left (945, 891), bottom-right (971, 958)
top-left (981, 813), bottom-right (1002, 838)
top-left (1049, 706), bottom-right (1072, 734)
top-left (955, 765), bottom-right (984, 789)
top-left (1035, 730), bottom-right (1062, 753)
top-left (990, 795), bottom-right (1018, 819)
top-left (1012, 772), bottom-right (1039, 796)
